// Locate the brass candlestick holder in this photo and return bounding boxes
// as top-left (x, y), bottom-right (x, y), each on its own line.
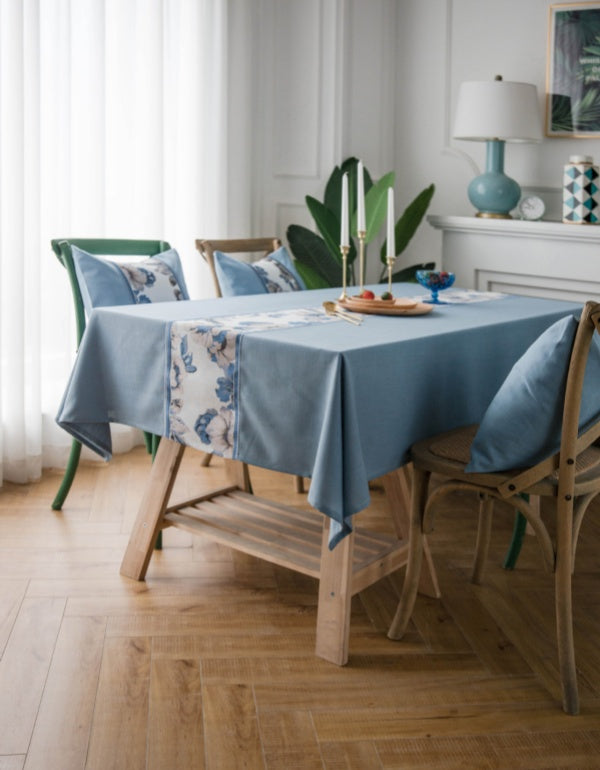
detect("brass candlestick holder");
top-left (386, 256), bottom-right (395, 295)
top-left (358, 230), bottom-right (366, 292)
top-left (339, 245), bottom-right (350, 300)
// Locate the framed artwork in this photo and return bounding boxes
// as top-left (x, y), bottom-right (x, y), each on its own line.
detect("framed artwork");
top-left (547, 2), bottom-right (600, 136)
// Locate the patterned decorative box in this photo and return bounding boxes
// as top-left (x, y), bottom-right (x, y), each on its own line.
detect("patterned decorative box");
top-left (563, 155), bottom-right (600, 224)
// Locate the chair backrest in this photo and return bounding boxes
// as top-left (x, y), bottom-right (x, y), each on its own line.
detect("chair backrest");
top-left (557, 301), bottom-right (600, 487)
top-left (52, 238), bottom-right (171, 347)
top-left (196, 237), bottom-right (281, 298)
top-left (498, 300), bottom-right (600, 498)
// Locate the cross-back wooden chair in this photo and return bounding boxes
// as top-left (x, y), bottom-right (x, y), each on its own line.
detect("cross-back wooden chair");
top-left (195, 237), bottom-right (304, 494)
top-left (389, 301), bottom-right (600, 715)
top-left (51, 238), bottom-right (171, 511)
top-left (197, 237), bottom-right (282, 298)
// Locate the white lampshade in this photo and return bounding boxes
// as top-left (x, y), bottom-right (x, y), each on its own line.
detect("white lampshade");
top-left (453, 78), bottom-right (542, 143)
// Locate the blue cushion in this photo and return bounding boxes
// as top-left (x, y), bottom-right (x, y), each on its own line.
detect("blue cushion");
top-left (467, 314), bottom-right (600, 473)
top-left (213, 245), bottom-right (306, 297)
top-left (72, 246), bottom-right (190, 315)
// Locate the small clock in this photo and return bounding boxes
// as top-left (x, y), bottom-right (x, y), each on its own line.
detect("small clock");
top-left (518, 195), bottom-right (545, 221)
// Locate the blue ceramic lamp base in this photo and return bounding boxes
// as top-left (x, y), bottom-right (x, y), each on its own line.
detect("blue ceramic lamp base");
top-left (468, 139), bottom-right (521, 219)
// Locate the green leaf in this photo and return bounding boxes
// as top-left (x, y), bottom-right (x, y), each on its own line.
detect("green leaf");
top-left (340, 156), bottom-right (360, 175)
top-left (305, 195), bottom-right (357, 267)
top-left (294, 260), bottom-right (330, 290)
top-left (324, 158), bottom-right (378, 242)
top-left (341, 156), bottom-right (374, 194)
top-left (350, 171), bottom-right (395, 243)
top-left (286, 224), bottom-right (341, 287)
top-left (324, 165), bottom-right (343, 216)
top-left (327, 158), bottom-right (375, 230)
top-left (306, 195), bottom-right (343, 262)
top-left (380, 183), bottom-right (435, 263)
top-left (550, 93), bottom-right (574, 132)
top-left (287, 159), bottom-right (430, 292)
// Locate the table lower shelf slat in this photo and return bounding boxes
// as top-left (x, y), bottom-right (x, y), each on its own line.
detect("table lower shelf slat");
top-left (162, 490), bottom-right (408, 591)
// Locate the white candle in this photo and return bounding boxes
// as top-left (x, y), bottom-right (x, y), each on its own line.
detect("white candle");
top-left (340, 173), bottom-right (349, 247)
top-left (387, 187), bottom-right (395, 256)
top-left (357, 160), bottom-right (365, 233)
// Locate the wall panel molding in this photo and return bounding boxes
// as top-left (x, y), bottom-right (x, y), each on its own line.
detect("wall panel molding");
top-left (251, 0), bottom-right (398, 246)
top-left (272, 0), bottom-right (322, 179)
top-left (254, 0), bottom-right (347, 237)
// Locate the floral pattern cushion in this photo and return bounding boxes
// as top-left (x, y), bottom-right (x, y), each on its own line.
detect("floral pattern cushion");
top-left (213, 245), bottom-right (306, 297)
top-left (117, 257), bottom-right (185, 304)
top-left (71, 246), bottom-right (189, 315)
top-left (168, 308), bottom-right (335, 456)
top-left (251, 255), bottom-right (302, 293)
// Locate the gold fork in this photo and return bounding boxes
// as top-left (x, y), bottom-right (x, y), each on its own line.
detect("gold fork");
top-left (322, 301), bottom-right (362, 325)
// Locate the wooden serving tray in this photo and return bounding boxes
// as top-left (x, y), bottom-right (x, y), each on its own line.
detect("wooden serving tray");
top-left (339, 296), bottom-right (433, 316)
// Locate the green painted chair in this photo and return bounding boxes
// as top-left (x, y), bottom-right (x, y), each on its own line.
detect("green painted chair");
top-left (51, 238), bottom-right (171, 512)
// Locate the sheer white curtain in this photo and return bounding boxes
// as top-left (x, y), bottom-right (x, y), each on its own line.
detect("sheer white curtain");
top-left (0, 0), bottom-right (254, 486)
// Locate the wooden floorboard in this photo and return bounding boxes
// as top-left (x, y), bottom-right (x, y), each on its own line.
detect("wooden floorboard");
top-left (0, 447), bottom-right (599, 768)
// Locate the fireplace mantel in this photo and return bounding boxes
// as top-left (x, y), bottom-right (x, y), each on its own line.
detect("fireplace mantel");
top-left (428, 214), bottom-right (600, 303)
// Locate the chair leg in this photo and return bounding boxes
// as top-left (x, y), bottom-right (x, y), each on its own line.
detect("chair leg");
top-left (471, 494), bottom-right (494, 585)
top-left (388, 467), bottom-right (430, 640)
top-left (150, 435), bottom-right (163, 550)
top-left (224, 459), bottom-right (253, 493)
top-left (198, 451), bottom-right (301, 494)
top-left (51, 439), bottom-right (82, 510)
top-left (503, 492), bottom-right (536, 571)
top-left (555, 512), bottom-right (579, 715)
top-left (151, 433), bottom-right (161, 458)
top-left (143, 431), bottom-right (153, 454)
top-left (502, 510), bottom-right (528, 570)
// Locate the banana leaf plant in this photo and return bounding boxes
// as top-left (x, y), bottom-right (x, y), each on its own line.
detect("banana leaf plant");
top-left (286, 157), bottom-right (435, 290)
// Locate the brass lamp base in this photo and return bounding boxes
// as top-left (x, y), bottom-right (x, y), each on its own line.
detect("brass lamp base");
top-left (475, 211), bottom-right (513, 219)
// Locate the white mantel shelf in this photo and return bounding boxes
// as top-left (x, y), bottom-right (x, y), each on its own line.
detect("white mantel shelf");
top-left (428, 214), bottom-right (600, 243)
top-left (427, 214), bottom-right (600, 304)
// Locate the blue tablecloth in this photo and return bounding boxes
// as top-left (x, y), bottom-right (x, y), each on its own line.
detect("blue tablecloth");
top-left (56, 285), bottom-right (582, 544)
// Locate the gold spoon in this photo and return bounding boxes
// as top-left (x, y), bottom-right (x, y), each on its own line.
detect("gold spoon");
top-left (323, 301), bottom-right (363, 321)
top-left (322, 301), bottom-right (362, 325)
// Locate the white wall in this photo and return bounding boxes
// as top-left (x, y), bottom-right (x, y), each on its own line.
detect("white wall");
top-left (250, 0), bottom-right (346, 239)
top-left (244, 0), bottom-right (400, 283)
top-left (234, 0), bottom-right (595, 281)
top-left (395, 0), bottom-right (600, 270)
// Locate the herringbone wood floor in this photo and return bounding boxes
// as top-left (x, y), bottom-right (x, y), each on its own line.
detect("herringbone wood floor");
top-left (1, 447), bottom-right (600, 769)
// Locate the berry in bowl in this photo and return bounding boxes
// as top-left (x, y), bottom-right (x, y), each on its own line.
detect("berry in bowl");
top-left (416, 269), bottom-right (455, 304)
top-left (348, 289), bottom-right (395, 304)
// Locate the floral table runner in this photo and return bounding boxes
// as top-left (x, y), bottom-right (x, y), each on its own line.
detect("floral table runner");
top-left (412, 289), bottom-right (507, 303)
top-left (168, 308), bottom-right (336, 456)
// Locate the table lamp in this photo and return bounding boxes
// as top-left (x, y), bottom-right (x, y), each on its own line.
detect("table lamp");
top-left (453, 75), bottom-right (542, 218)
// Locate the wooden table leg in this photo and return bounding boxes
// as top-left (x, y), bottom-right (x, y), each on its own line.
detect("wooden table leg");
top-left (315, 518), bottom-right (354, 665)
top-left (120, 438), bottom-right (185, 581)
top-left (381, 466), bottom-right (441, 599)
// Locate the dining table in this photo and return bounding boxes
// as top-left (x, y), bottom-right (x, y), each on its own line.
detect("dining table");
top-left (56, 284), bottom-right (583, 664)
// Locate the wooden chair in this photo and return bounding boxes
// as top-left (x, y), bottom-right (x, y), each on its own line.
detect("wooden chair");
top-left (388, 301), bottom-right (600, 715)
top-left (195, 237), bottom-right (304, 493)
top-left (51, 238), bottom-right (170, 511)
top-left (196, 237), bottom-right (282, 298)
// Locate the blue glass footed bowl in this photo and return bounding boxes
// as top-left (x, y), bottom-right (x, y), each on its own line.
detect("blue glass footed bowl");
top-left (416, 270), bottom-right (455, 304)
